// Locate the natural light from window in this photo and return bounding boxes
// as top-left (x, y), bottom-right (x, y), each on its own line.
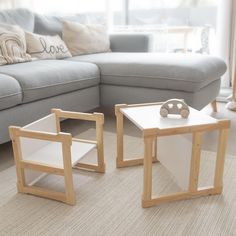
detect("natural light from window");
top-left (18, 0), bottom-right (219, 55)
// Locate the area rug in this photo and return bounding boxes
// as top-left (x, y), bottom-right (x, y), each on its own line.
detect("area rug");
top-left (0, 129), bottom-right (235, 236)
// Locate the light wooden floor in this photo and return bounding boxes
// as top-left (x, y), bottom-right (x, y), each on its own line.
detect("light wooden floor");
top-left (0, 102), bottom-right (235, 171)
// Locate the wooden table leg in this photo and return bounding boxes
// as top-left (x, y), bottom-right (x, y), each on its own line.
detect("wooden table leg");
top-left (142, 136), bottom-right (154, 207)
top-left (62, 139), bottom-right (76, 205)
top-left (12, 136), bottom-right (26, 193)
top-left (214, 128), bottom-right (229, 192)
top-left (211, 99), bottom-right (217, 112)
top-left (96, 114), bottom-right (105, 173)
top-left (152, 138), bottom-right (158, 162)
top-left (115, 105), bottom-right (158, 168)
top-left (115, 105), bottom-right (125, 168)
top-left (189, 132), bottom-right (202, 192)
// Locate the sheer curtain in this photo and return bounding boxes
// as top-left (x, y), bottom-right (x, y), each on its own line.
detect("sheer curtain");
top-left (0, 0), bottom-right (32, 9)
top-left (230, 1), bottom-right (236, 97)
top-left (0, 0), bottom-right (14, 9)
top-left (216, 0), bottom-right (231, 88)
top-left (225, 0), bottom-right (236, 110)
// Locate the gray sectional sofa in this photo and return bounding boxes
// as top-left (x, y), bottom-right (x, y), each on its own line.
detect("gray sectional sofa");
top-left (0, 8), bottom-right (227, 144)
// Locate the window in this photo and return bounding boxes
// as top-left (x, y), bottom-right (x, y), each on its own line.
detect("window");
top-left (112, 0), bottom-right (218, 54)
top-left (32, 0), bottom-right (107, 14)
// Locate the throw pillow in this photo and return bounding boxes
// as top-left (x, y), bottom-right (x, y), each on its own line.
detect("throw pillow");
top-left (0, 23), bottom-right (31, 65)
top-left (25, 32), bottom-right (72, 59)
top-left (62, 20), bottom-right (110, 56)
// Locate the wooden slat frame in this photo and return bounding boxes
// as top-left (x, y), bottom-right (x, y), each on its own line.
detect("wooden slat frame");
top-left (73, 163), bottom-right (101, 172)
top-left (9, 109), bottom-right (106, 205)
top-left (143, 120), bottom-right (230, 138)
top-left (141, 123), bottom-right (230, 208)
top-left (72, 138), bottom-right (97, 145)
top-left (62, 139), bottom-right (76, 205)
top-left (20, 160), bottom-right (64, 176)
top-left (115, 104), bottom-right (158, 168)
top-left (9, 127), bottom-right (26, 193)
top-left (22, 185), bottom-right (67, 203)
top-left (143, 137), bottom-right (154, 201)
top-left (9, 126), bottom-right (75, 205)
top-left (51, 109), bottom-right (101, 122)
top-left (51, 109), bottom-right (105, 173)
top-left (142, 186), bottom-right (222, 208)
top-left (214, 128), bottom-right (229, 190)
top-left (189, 132), bottom-right (202, 192)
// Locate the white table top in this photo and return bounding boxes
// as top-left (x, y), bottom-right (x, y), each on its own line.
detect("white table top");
top-left (121, 105), bottom-right (218, 131)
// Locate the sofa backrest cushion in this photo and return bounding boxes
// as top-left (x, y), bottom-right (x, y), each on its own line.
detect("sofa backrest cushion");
top-left (34, 14), bottom-right (88, 37)
top-left (0, 8), bottom-right (35, 32)
top-left (62, 21), bottom-right (110, 56)
top-left (34, 14), bottom-right (62, 36)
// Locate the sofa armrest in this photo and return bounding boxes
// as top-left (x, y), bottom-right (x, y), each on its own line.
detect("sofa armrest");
top-left (109, 33), bottom-right (153, 52)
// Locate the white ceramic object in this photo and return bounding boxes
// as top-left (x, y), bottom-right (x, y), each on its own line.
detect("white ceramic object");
top-left (226, 95), bottom-right (236, 111)
top-left (226, 100), bottom-right (236, 111)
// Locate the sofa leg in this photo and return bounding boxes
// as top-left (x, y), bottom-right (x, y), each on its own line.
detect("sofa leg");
top-left (211, 99), bottom-right (217, 112)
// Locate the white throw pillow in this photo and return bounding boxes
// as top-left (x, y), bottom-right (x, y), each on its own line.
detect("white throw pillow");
top-left (25, 31), bottom-right (72, 59)
top-left (62, 20), bottom-right (110, 56)
top-left (0, 23), bottom-right (31, 65)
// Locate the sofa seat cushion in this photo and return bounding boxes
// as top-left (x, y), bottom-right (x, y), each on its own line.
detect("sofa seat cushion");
top-left (0, 74), bottom-right (22, 110)
top-left (68, 53), bottom-right (227, 92)
top-left (0, 60), bottom-right (100, 103)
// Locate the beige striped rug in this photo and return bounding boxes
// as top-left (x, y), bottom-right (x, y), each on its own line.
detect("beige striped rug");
top-left (0, 129), bottom-right (235, 236)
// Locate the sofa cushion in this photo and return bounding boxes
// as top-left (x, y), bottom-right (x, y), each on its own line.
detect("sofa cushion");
top-left (0, 74), bottom-right (22, 110)
top-left (0, 23), bottom-right (32, 65)
top-left (68, 53), bottom-right (227, 92)
top-left (62, 21), bottom-right (110, 56)
top-left (25, 32), bottom-right (72, 59)
top-left (0, 60), bottom-right (100, 103)
top-left (0, 8), bottom-right (35, 32)
top-left (34, 14), bottom-right (88, 37)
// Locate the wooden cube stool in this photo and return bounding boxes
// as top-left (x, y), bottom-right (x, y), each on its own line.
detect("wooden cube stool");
top-left (9, 109), bottom-right (105, 205)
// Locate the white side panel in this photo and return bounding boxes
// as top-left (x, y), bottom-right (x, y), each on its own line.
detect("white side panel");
top-left (22, 141), bottom-right (96, 185)
top-left (157, 134), bottom-right (192, 190)
top-left (23, 141), bottom-right (96, 168)
top-left (22, 140), bottom-right (50, 184)
top-left (20, 138), bottom-right (51, 160)
top-left (23, 113), bottom-right (57, 132)
top-left (20, 114), bottom-right (57, 185)
top-left (24, 170), bottom-right (46, 186)
top-left (21, 114), bottom-right (57, 157)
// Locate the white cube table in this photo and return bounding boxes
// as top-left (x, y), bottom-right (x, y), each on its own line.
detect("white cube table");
top-left (115, 102), bottom-right (230, 208)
